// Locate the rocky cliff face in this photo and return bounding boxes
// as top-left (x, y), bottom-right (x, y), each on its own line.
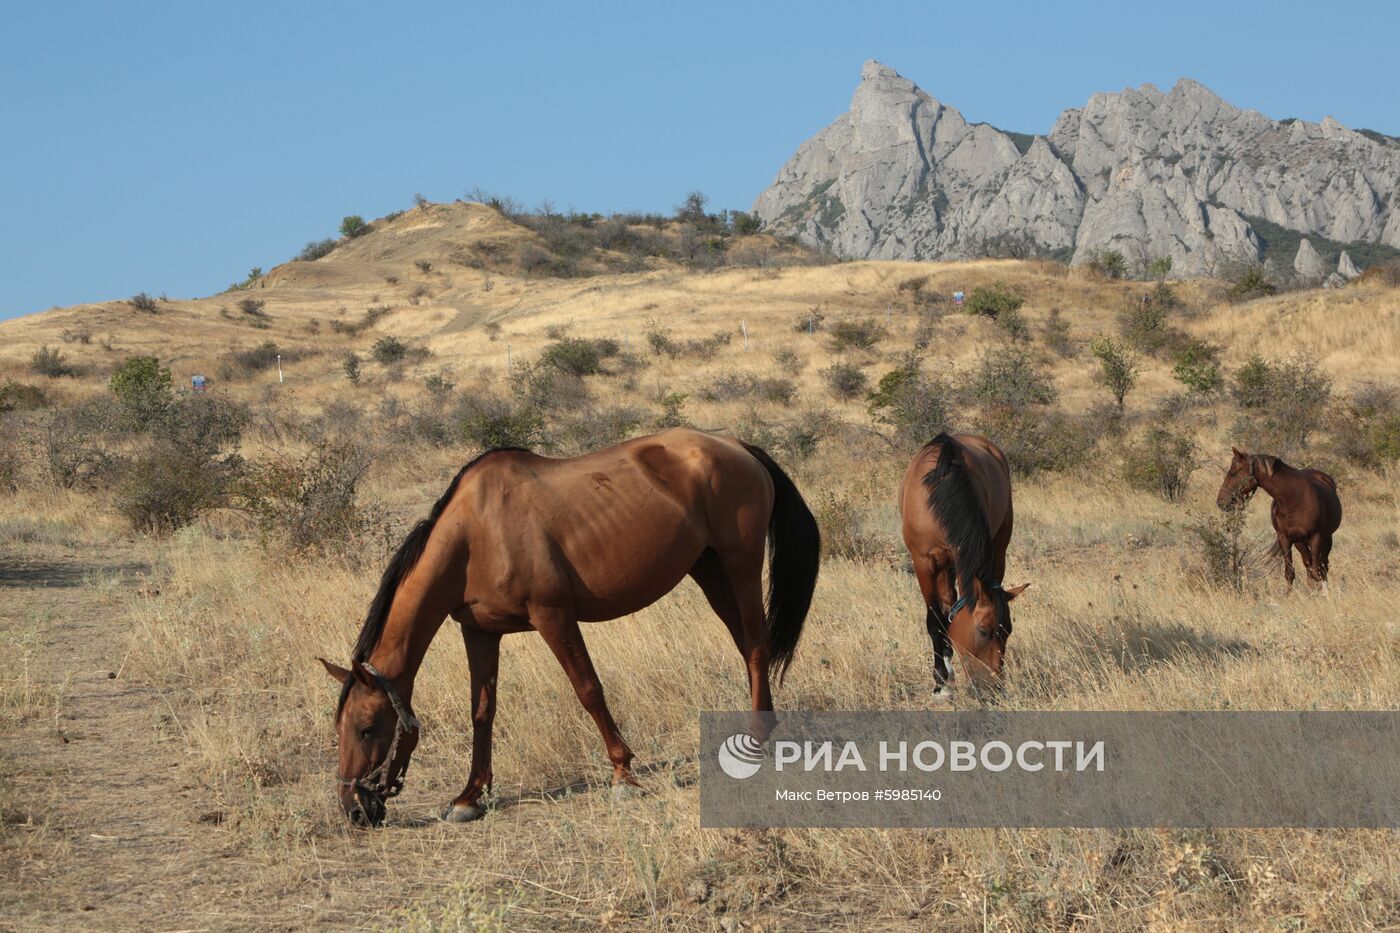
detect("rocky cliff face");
top-left (754, 62), bottom-right (1400, 276)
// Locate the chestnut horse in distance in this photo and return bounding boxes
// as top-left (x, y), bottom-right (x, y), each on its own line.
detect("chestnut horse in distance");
top-left (319, 428), bottom-right (820, 826)
top-left (1216, 447), bottom-right (1341, 588)
top-left (899, 433), bottom-right (1028, 692)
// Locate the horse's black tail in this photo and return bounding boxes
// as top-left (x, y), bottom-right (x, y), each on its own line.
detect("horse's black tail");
top-left (743, 443), bottom-right (821, 682)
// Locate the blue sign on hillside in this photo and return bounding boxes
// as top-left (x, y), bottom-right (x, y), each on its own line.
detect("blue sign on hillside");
top-left (952, 291), bottom-right (965, 307)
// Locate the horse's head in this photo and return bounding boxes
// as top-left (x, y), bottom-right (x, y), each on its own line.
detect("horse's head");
top-left (1217, 447), bottom-right (1264, 510)
top-left (947, 578), bottom-right (1029, 684)
top-left (319, 658), bottom-right (420, 827)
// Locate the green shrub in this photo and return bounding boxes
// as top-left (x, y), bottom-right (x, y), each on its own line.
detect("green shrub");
top-left (1148, 256), bottom-right (1173, 281)
top-left (827, 318), bottom-right (886, 352)
top-left (964, 282), bottom-right (1024, 318)
top-left (372, 336), bottom-right (408, 365)
top-left (1087, 249), bottom-right (1128, 279)
top-left (1172, 342), bottom-right (1223, 396)
top-left (1229, 355), bottom-right (1331, 456)
top-left (654, 392), bottom-right (688, 428)
top-left (340, 215), bottom-right (368, 238)
top-left (867, 362), bottom-right (950, 445)
top-left (29, 346), bottom-right (74, 378)
top-left (1090, 336), bottom-right (1140, 409)
top-left (1229, 264), bottom-right (1276, 300)
top-left (821, 362), bottom-right (868, 401)
top-left (540, 337), bottom-right (620, 376)
top-left (995, 306), bottom-right (1030, 341)
top-left (297, 239), bottom-right (337, 262)
top-left (110, 356), bottom-right (173, 428)
top-left (1120, 427), bottom-right (1196, 501)
top-left (966, 346), bottom-right (1056, 410)
top-left (343, 353), bottom-right (362, 385)
top-left (456, 395), bottom-right (547, 450)
top-left (732, 211), bottom-right (762, 235)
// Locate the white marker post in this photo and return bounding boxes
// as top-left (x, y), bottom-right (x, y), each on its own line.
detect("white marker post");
top-left (277, 354), bottom-right (284, 384)
top-left (742, 320), bottom-right (749, 351)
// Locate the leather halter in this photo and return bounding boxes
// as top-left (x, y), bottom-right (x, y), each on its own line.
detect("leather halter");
top-left (339, 660), bottom-right (420, 801)
top-left (946, 580), bottom-right (1001, 619)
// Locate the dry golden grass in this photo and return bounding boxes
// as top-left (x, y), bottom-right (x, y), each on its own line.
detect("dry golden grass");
top-left (3, 205), bottom-right (1400, 929)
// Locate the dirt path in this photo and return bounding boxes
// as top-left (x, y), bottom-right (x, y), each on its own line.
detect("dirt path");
top-left (0, 545), bottom-right (264, 932)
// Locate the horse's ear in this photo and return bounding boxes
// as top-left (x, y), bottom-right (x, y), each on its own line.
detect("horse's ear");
top-left (972, 578), bottom-right (988, 600)
top-left (1231, 446), bottom-right (1245, 459)
top-left (319, 657), bottom-right (350, 685)
top-left (1002, 583), bottom-right (1030, 602)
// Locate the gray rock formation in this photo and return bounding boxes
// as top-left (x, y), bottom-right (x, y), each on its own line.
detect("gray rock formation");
top-left (755, 62), bottom-right (1400, 276)
top-left (1338, 250), bottom-right (1361, 279)
top-left (1294, 238), bottom-right (1326, 281)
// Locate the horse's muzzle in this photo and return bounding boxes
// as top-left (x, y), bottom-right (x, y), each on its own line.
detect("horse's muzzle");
top-left (346, 791), bottom-right (386, 827)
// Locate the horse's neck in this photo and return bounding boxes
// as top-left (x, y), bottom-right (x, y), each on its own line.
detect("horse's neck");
top-left (1255, 461), bottom-right (1297, 502)
top-left (365, 573), bottom-right (451, 695)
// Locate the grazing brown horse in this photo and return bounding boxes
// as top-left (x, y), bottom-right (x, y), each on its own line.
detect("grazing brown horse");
top-left (898, 433), bottom-right (1028, 691)
top-left (319, 428), bottom-right (820, 826)
top-left (1216, 447), bottom-right (1342, 588)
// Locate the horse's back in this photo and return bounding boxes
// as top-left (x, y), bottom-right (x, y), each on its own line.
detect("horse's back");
top-left (899, 434), bottom-right (1013, 552)
top-left (455, 430), bottom-right (769, 620)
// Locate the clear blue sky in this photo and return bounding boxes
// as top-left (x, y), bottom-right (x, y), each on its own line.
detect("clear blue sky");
top-left (3, 0), bottom-right (1396, 320)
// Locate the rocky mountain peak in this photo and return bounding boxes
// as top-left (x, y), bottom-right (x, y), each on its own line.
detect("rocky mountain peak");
top-left (754, 63), bottom-right (1400, 276)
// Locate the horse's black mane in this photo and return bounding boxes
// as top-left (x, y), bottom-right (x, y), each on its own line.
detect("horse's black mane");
top-left (336, 447), bottom-right (527, 717)
top-left (920, 433), bottom-right (1010, 631)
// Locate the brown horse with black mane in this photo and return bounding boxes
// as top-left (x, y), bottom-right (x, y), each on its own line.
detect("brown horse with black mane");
top-left (318, 428), bottom-right (819, 826)
top-left (1216, 447), bottom-right (1341, 588)
top-left (899, 433), bottom-right (1028, 692)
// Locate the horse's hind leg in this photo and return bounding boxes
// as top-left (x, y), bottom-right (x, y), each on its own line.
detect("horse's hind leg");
top-left (1297, 539), bottom-right (1320, 585)
top-left (690, 549), bottom-right (774, 740)
top-left (444, 626), bottom-right (501, 823)
top-left (1310, 533), bottom-right (1332, 589)
top-left (533, 608), bottom-right (638, 791)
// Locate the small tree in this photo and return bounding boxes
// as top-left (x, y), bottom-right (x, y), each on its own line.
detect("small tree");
top-left (1091, 336), bottom-right (1140, 409)
top-left (129, 292), bottom-right (158, 313)
top-left (1172, 342), bottom-right (1222, 397)
top-left (676, 191), bottom-right (708, 224)
top-left (340, 215), bottom-right (368, 238)
top-left (1148, 256), bottom-right (1173, 282)
top-left (110, 356), bottom-right (173, 427)
top-left (964, 281), bottom-right (1024, 318)
top-left (821, 362), bottom-right (868, 401)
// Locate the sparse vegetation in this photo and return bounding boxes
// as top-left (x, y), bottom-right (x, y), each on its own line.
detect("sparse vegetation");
top-left (29, 345), bottom-right (74, 378)
top-left (129, 292), bottom-right (158, 313)
top-left (1087, 248), bottom-right (1128, 279)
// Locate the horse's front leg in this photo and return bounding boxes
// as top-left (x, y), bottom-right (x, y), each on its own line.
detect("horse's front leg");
top-left (443, 626), bottom-right (501, 823)
top-left (914, 561), bottom-right (952, 694)
top-left (1277, 532), bottom-right (1297, 590)
top-left (534, 608), bottom-right (638, 793)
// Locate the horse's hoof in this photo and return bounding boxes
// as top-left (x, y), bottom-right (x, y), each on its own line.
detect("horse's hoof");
top-left (931, 688), bottom-right (953, 704)
top-left (441, 802), bottom-right (486, 823)
top-left (611, 782), bottom-right (642, 802)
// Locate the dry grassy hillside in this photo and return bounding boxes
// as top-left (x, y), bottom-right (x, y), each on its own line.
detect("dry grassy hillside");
top-left (3, 200), bottom-right (1400, 930)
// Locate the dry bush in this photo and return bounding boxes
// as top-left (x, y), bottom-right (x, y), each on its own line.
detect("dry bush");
top-left (827, 318), bottom-right (886, 352)
top-left (241, 440), bottom-right (391, 561)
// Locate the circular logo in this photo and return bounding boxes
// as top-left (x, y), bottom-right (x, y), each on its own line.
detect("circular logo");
top-left (717, 732), bottom-right (765, 780)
